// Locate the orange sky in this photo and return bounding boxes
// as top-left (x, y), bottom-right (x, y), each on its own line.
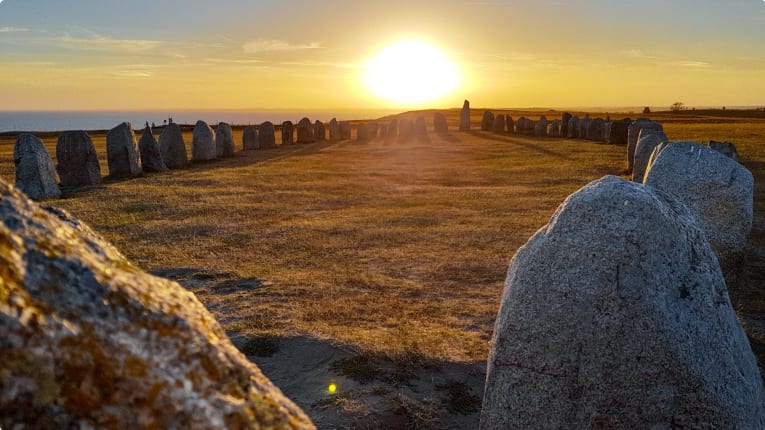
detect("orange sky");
top-left (1, 0), bottom-right (764, 111)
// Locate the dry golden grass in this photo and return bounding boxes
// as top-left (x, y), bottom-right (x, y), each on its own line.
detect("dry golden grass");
top-left (1, 108), bottom-right (763, 366)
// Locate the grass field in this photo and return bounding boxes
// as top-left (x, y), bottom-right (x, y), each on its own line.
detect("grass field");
top-left (1, 108), bottom-right (763, 427)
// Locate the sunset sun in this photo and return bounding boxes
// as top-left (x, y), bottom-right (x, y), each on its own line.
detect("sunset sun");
top-left (364, 41), bottom-right (460, 106)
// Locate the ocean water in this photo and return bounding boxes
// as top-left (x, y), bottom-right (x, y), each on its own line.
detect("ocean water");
top-left (0, 109), bottom-right (398, 133)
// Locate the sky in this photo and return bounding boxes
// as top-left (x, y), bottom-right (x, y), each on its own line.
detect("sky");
top-left (1, 0), bottom-right (764, 111)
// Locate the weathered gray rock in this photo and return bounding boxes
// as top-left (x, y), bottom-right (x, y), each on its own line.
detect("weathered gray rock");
top-left (313, 121), bottom-right (326, 141)
top-left (632, 130), bottom-right (668, 183)
top-left (296, 118), bottom-right (314, 144)
top-left (259, 122), bottom-right (276, 148)
top-left (0, 179), bottom-right (315, 429)
top-left (281, 121), bottom-right (294, 146)
top-left (137, 126), bottom-right (169, 173)
top-left (328, 118), bottom-right (340, 141)
top-left (242, 125), bottom-right (259, 150)
top-left (459, 100), bottom-right (470, 131)
top-left (56, 131), bottom-right (103, 187)
top-left (339, 122), bottom-right (351, 140)
top-left (578, 115), bottom-right (591, 139)
top-left (644, 141), bottom-right (754, 258)
top-left (13, 134), bottom-right (61, 200)
top-left (433, 112), bottom-right (448, 133)
top-left (481, 111), bottom-right (494, 131)
top-left (481, 175), bottom-right (765, 429)
top-left (191, 120), bottom-right (217, 161)
top-left (588, 118), bottom-right (606, 141)
top-left (549, 120), bottom-right (561, 137)
top-left (214, 122), bottom-right (235, 157)
top-left (106, 122), bottom-right (142, 178)
top-left (627, 118), bottom-right (663, 173)
top-left (414, 116), bottom-right (427, 135)
top-left (158, 123), bottom-right (188, 169)
top-left (603, 121), bottom-right (613, 143)
top-left (492, 115), bottom-right (506, 133)
top-left (608, 118), bottom-right (631, 145)
top-left (561, 113), bottom-right (572, 137)
top-left (534, 116), bottom-right (548, 137)
top-left (709, 140), bottom-right (739, 162)
top-left (567, 116), bottom-right (580, 138)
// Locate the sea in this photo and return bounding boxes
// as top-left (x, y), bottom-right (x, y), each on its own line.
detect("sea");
top-left (0, 109), bottom-right (399, 133)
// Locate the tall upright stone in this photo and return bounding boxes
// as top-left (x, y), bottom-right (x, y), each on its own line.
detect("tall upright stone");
top-left (314, 120), bottom-right (326, 141)
top-left (567, 116), bottom-right (580, 138)
top-left (506, 116), bottom-right (514, 134)
top-left (627, 118), bottom-right (663, 173)
top-left (328, 118), bottom-right (340, 141)
top-left (158, 123), bottom-right (188, 169)
top-left (433, 112), bottom-right (448, 133)
top-left (561, 112), bottom-right (572, 137)
top-left (481, 176), bottom-right (765, 429)
top-left (192, 120), bottom-right (217, 161)
top-left (387, 119), bottom-right (399, 138)
top-left (492, 114), bottom-right (506, 133)
top-left (138, 125), bottom-right (169, 173)
top-left (215, 122), bottom-right (235, 157)
top-left (607, 118), bottom-right (631, 145)
top-left (579, 114), bottom-right (591, 139)
top-left (534, 116), bottom-right (548, 137)
top-left (644, 141), bottom-right (754, 259)
top-left (13, 133), bottom-right (61, 200)
top-left (56, 131), bottom-right (102, 187)
top-left (259, 122), bottom-right (276, 148)
top-left (632, 130), bottom-right (668, 183)
top-left (588, 118), bottom-right (606, 142)
top-left (281, 121), bottom-right (294, 145)
top-left (296, 117), bottom-right (315, 143)
top-left (414, 116), bottom-right (427, 135)
top-left (398, 119), bottom-right (414, 140)
top-left (481, 111), bottom-right (494, 131)
top-left (368, 121), bottom-right (380, 138)
top-left (242, 125), bottom-right (259, 150)
top-left (549, 120), bottom-right (561, 137)
top-left (516, 117), bottom-right (526, 134)
top-left (339, 122), bottom-right (351, 140)
top-left (106, 122), bottom-right (142, 178)
top-left (459, 99), bottom-right (471, 131)
top-left (356, 123), bottom-right (369, 142)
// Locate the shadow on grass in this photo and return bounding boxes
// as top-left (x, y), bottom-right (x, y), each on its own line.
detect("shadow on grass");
top-left (464, 130), bottom-right (574, 160)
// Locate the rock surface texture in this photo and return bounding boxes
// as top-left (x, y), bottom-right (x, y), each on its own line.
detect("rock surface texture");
top-left (631, 130), bottom-right (668, 183)
top-left (644, 141), bottom-right (754, 258)
top-left (260, 122), bottom-right (276, 148)
top-left (215, 122), bottom-right (235, 157)
top-left (296, 118), bottom-right (315, 144)
top-left (55, 131), bottom-right (103, 187)
top-left (627, 119), bottom-right (663, 173)
top-left (13, 134), bottom-right (61, 200)
top-left (242, 126), bottom-right (259, 150)
top-left (282, 121), bottom-right (294, 146)
top-left (480, 176), bottom-right (765, 429)
top-left (138, 126), bottom-right (169, 173)
top-left (158, 123), bottom-right (188, 169)
top-left (192, 120), bottom-right (217, 162)
top-left (0, 178), bottom-right (314, 429)
top-left (709, 140), bottom-right (740, 162)
top-left (313, 121), bottom-right (326, 141)
top-left (106, 122), bottom-right (142, 178)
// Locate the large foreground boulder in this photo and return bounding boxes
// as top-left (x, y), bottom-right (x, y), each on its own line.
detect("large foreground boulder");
top-left (138, 125), bottom-right (169, 173)
top-left (215, 122), bottom-right (235, 157)
top-left (13, 134), bottom-right (61, 200)
top-left (644, 141), bottom-right (754, 258)
top-left (56, 131), bottom-right (103, 187)
top-left (192, 120), bottom-right (217, 161)
top-left (106, 122), bottom-right (142, 178)
top-left (481, 176), bottom-right (765, 429)
top-left (158, 123), bottom-right (188, 169)
top-left (0, 178), bottom-right (314, 429)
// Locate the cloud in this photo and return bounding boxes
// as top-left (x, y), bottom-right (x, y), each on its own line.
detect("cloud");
top-left (59, 34), bottom-right (164, 53)
top-left (203, 58), bottom-right (264, 64)
top-left (279, 60), bottom-right (359, 69)
top-left (111, 64), bottom-right (162, 79)
top-left (622, 49), bottom-right (658, 60)
top-left (670, 60), bottom-right (711, 68)
top-left (0, 26), bottom-right (29, 33)
top-left (242, 39), bottom-right (322, 54)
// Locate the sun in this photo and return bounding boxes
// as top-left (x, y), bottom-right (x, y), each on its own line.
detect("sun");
top-left (364, 41), bottom-right (460, 106)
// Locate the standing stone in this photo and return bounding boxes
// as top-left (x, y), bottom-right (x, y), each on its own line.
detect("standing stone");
top-left (259, 122), bottom-right (276, 148)
top-left (459, 99), bottom-right (470, 131)
top-left (549, 120), bottom-right (561, 137)
top-left (481, 111), bottom-right (494, 131)
top-left (368, 121), bottom-right (380, 138)
top-left (588, 118), bottom-right (606, 142)
top-left (579, 114), bottom-right (591, 139)
top-left (481, 175), bottom-right (765, 429)
top-left (106, 122), bottom-right (142, 178)
top-left (414, 116), bottom-right (427, 135)
top-left (567, 116), bottom-right (580, 138)
top-left (357, 123), bottom-right (369, 142)
top-left (314, 120), bottom-right (326, 141)
top-left (387, 119), bottom-right (399, 138)
top-left (514, 117), bottom-right (525, 134)
top-left (0, 179), bottom-right (315, 429)
top-left (138, 126), bottom-right (169, 173)
top-left (492, 114), bottom-right (506, 133)
top-left (192, 120), bottom-right (217, 161)
top-left (56, 131), bottom-right (102, 186)
top-left (328, 118), bottom-right (340, 141)
top-left (242, 125), bottom-right (259, 150)
top-left (603, 121), bottom-right (613, 143)
top-left (158, 123), bottom-right (188, 169)
top-left (709, 140), bottom-right (739, 162)
top-left (534, 116), bottom-right (548, 137)
top-left (525, 120), bottom-right (536, 135)
top-left (607, 118), bottom-right (631, 145)
top-left (378, 124), bottom-right (388, 139)
top-left (561, 112), bottom-right (572, 137)
top-left (644, 141), bottom-right (754, 258)
top-left (433, 112), bottom-right (448, 133)
top-left (632, 130), bottom-right (668, 183)
top-left (627, 118), bottom-right (663, 173)
top-left (505, 116), bottom-right (514, 134)
top-left (398, 119), bottom-right (414, 140)
top-left (339, 122), bottom-right (351, 140)
top-left (215, 122), bottom-right (235, 158)
top-left (281, 121), bottom-right (294, 145)
top-left (13, 133), bottom-right (61, 200)
top-left (296, 117), bottom-right (315, 143)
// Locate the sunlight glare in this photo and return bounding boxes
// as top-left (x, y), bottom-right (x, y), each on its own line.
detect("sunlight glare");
top-left (364, 41), bottom-right (460, 106)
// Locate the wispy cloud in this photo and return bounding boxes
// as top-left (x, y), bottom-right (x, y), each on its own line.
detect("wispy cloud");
top-left (0, 26), bottom-right (30, 33)
top-left (203, 58), bottom-right (264, 64)
top-left (112, 64), bottom-right (162, 79)
top-left (670, 60), bottom-right (711, 68)
top-left (59, 34), bottom-right (164, 53)
top-left (279, 60), bottom-right (359, 69)
top-left (622, 49), bottom-right (658, 60)
top-left (242, 39), bottom-right (322, 54)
